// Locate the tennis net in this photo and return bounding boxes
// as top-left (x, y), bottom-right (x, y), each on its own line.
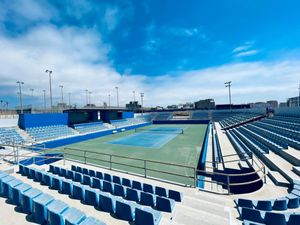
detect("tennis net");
top-left (134, 127), bottom-right (184, 134)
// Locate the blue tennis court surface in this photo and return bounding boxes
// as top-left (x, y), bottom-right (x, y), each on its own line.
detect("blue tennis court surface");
top-left (107, 126), bottom-right (183, 148)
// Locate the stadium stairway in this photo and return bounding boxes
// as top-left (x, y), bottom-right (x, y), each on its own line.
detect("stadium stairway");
top-left (222, 114), bottom-right (267, 131)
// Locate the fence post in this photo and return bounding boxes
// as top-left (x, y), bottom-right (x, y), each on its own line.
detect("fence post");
top-left (263, 166), bottom-right (266, 184)
top-left (194, 168), bottom-right (197, 188)
top-left (144, 160), bottom-right (147, 178)
top-left (227, 175), bottom-right (231, 195)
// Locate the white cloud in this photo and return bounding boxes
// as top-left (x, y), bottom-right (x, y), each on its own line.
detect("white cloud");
top-left (104, 7), bottom-right (119, 31)
top-left (234, 49), bottom-right (259, 57)
top-left (232, 41), bottom-right (260, 58)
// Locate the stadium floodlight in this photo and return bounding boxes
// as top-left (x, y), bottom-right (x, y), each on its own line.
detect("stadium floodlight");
top-left (140, 92), bottom-right (144, 115)
top-left (43, 90), bottom-right (46, 110)
top-left (85, 89), bottom-right (88, 106)
top-left (108, 94), bottom-right (111, 107)
top-left (89, 91), bottom-right (92, 105)
top-left (225, 81), bottom-right (232, 111)
top-left (16, 81), bottom-right (24, 114)
top-left (68, 92), bottom-right (71, 106)
top-left (45, 70), bottom-right (53, 111)
top-left (59, 85), bottom-right (64, 104)
top-left (115, 86), bottom-right (119, 107)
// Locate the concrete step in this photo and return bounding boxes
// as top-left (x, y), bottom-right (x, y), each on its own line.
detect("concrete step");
top-left (268, 171), bottom-right (290, 187)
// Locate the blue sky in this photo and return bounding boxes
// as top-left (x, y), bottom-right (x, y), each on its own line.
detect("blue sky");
top-left (0, 0), bottom-right (300, 108)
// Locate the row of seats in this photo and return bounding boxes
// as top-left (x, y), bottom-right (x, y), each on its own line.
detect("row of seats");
top-left (153, 113), bottom-right (172, 120)
top-left (0, 127), bottom-right (24, 144)
top-left (110, 119), bottom-right (132, 128)
top-left (50, 165), bottom-right (176, 213)
top-left (263, 118), bottom-right (300, 132)
top-left (235, 181), bottom-right (300, 225)
top-left (19, 165), bottom-right (162, 225)
top-left (269, 116), bottom-right (300, 125)
top-left (0, 171), bottom-right (105, 225)
top-left (71, 164), bottom-right (182, 202)
top-left (26, 125), bottom-right (76, 141)
top-left (73, 122), bottom-right (109, 134)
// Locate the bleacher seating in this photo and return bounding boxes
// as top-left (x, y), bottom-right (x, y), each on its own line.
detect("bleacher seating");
top-left (153, 112), bottom-right (172, 120)
top-left (26, 125), bottom-right (76, 141)
top-left (19, 164), bottom-right (164, 225)
top-left (0, 127), bottom-right (24, 144)
top-left (0, 170), bottom-right (106, 225)
top-left (74, 122), bottom-right (109, 134)
top-left (110, 117), bottom-right (150, 128)
top-left (234, 180), bottom-right (300, 225)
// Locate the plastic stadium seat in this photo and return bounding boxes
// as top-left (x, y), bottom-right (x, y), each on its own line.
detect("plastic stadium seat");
top-left (98, 192), bottom-right (116, 213)
top-left (286, 196), bottom-right (299, 209)
top-left (291, 189), bottom-right (300, 197)
top-left (92, 177), bottom-right (102, 189)
top-left (78, 217), bottom-right (106, 225)
top-left (264, 212), bottom-right (286, 225)
top-left (155, 186), bottom-right (167, 197)
top-left (74, 172), bottom-right (83, 183)
top-left (24, 166), bottom-right (30, 177)
top-left (61, 180), bottom-right (73, 195)
top-left (19, 164), bottom-right (25, 175)
top-left (82, 168), bottom-right (89, 175)
top-left (72, 183), bottom-right (85, 200)
top-left (140, 192), bottom-right (156, 207)
top-left (122, 178), bottom-right (132, 187)
top-left (42, 173), bottom-right (52, 186)
top-left (53, 166), bottom-right (61, 175)
top-left (135, 207), bottom-right (162, 225)
top-left (272, 199), bottom-right (288, 211)
top-left (32, 193), bottom-right (55, 224)
top-left (71, 165), bottom-right (77, 172)
top-left (89, 170), bottom-right (96, 178)
top-left (102, 180), bottom-right (113, 193)
top-left (35, 170), bottom-right (44, 182)
top-left (255, 200), bottom-right (273, 211)
top-left (0, 175), bottom-right (15, 191)
top-left (288, 214), bottom-right (300, 225)
top-left (143, 183), bottom-right (154, 194)
top-left (115, 200), bottom-right (135, 221)
top-left (243, 220), bottom-right (266, 225)
top-left (96, 171), bottom-right (103, 180)
top-left (49, 165), bottom-right (55, 173)
top-left (10, 183), bottom-right (32, 205)
top-left (240, 207), bottom-right (264, 224)
top-left (77, 166), bottom-right (83, 173)
top-left (104, 173), bottom-right (112, 182)
top-left (21, 188), bottom-right (43, 214)
top-left (84, 187), bottom-right (98, 206)
top-left (60, 168), bottom-right (67, 178)
top-left (168, 190), bottom-right (182, 202)
top-left (156, 196), bottom-right (175, 212)
top-left (0, 172), bottom-right (9, 179)
top-left (114, 184), bottom-right (126, 198)
top-left (113, 175), bottom-right (121, 184)
top-left (2, 178), bottom-right (22, 198)
top-left (82, 175), bottom-right (92, 186)
top-left (132, 180), bottom-right (142, 190)
top-left (47, 199), bottom-right (69, 225)
top-left (29, 168), bottom-right (36, 179)
top-left (67, 170), bottom-right (75, 180)
top-left (64, 207), bottom-right (86, 225)
top-left (234, 199), bottom-right (253, 208)
top-left (126, 188), bottom-right (140, 202)
top-left (51, 176), bottom-right (62, 191)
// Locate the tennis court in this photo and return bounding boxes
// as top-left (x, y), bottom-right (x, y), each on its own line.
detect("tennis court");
top-left (50, 124), bottom-right (207, 185)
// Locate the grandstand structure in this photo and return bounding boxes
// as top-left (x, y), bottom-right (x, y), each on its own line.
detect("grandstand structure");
top-left (0, 106), bottom-right (300, 225)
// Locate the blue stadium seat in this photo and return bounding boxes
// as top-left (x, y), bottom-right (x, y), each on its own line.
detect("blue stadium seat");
top-left (115, 200), bottom-right (135, 221)
top-left (122, 178), bottom-right (132, 187)
top-left (288, 214), bottom-right (300, 225)
top-left (104, 173), bottom-right (112, 182)
top-left (132, 180), bottom-right (142, 190)
top-left (143, 183), bottom-right (154, 194)
top-left (28, 168), bottom-right (36, 179)
top-left (102, 180), bottom-right (113, 193)
top-left (1, 178), bottom-right (22, 198)
top-left (49, 165), bottom-right (55, 173)
top-left (60, 168), bottom-right (67, 178)
top-left (272, 199), bottom-right (288, 211)
top-left (264, 212), bottom-right (286, 225)
top-left (9, 183), bottom-right (32, 205)
top-left (19, 164), bottom-right (25, 175)
top-left (240, 207), bottom-right (264, 224)
top-left (234, 199), bottom-right (253, 208)
top-left (51, 176), bottom-right (62, 191)
top-left (96, 171), bottom-right (103, 180)
top-left (254, 200), bottom-right (272, 211)
top-left (24, 166), bottom-right (30, 177)
top-left (84, 187), bottom-right (98, 206)
top-left (135, 207), bottom-right (162, 225)
top-left (82, 175), bottom-right (92, 186)
top-left (61, 180), bottom-right (73, 195)
top-left (71, 165), bottom-right (77, 172)
top-left (113, 175), bottom-right (121, 184)
top-left (53, 166), bottom-right (61, 175)
top-left (67, 170), bottom-right (75, 180)
top-left (286, 196), bottom-right (299, 209)
top-left (156, 196), bottom-right (175, 212)
top-left (47, 199), bottom-right (69, 225)
top-left (155, 186), bottom-right (167, 197)
top-left (72, 183), bottom-right (85, 200)
top-left (64, 207), bottom-right (86, 225)
top-left (126, 188), bottom-right (140, 202)
top-left (0, 175), bottom-right (15, 192)
top-left (98, 192), bottom-right (116, 213)
top-left (35, 170), bottom-right (44, 182)
top-left (168, 190), bottom-right (182, 202)
top-left (140, 192), bottom-right (155, 207)
top-left (32, 193), bottom-right (55, 224)
top-left (74, 172), bottom-right (83, 183)
top-left (89, 170), bottom-right (96, 178)
top-left (114, 184), bottom-right (126, 198)
top-left (92, 177), bottom-right (102, 189)
top-left (76, 166), bottom-right (83, 173)
top-left (82, 168), bottom-right (89, 175)
top-left (21, 188), bottom-right (42, 214)
top-left (42, 173), bottom-right (52, 186)
top-left (78, 217), bottom-right (106, 225)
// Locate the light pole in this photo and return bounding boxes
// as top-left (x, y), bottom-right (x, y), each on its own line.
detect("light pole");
top-left (225, 81), bottom-right (232, 111)
top-left (17, 81), bottom-right (24, 113)
top-left (108, 94), bottom-right (111, 107)
top-left (68, 93), bottom-right (71, 106)
top-left (115, 86), bottom-right (119, 107)
top-left (59, 85), bottom-right (64, 104)
top-left (89, 91), bottom-right (92, 105)
top-left (45, 70), bottom-right (53, 111)
top-left (85, 89), bottom-right (88, 106)
top-left (43, 90), bottom-right (46, 110)
top-left (140, 93), bottom-right (144, 115)
top-left (5, 101), bottom-right (8, 112)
